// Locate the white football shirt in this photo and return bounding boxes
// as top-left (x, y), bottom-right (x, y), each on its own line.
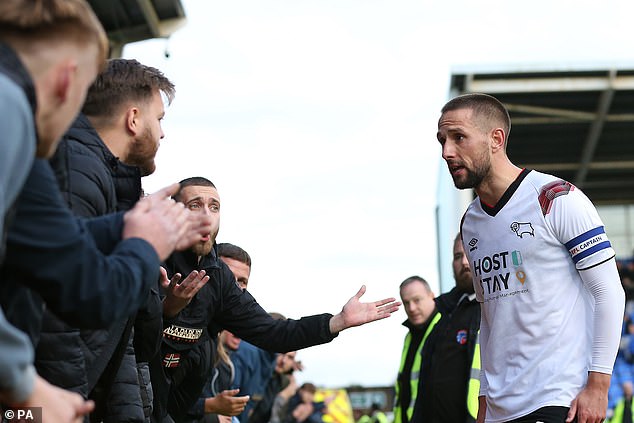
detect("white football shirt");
top-left (461, 169), bottom-right (620, 422)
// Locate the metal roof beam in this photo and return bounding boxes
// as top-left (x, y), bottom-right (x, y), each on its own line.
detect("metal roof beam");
top-left (505, 101), bottom-right (634, 124)
top-left (521, 160), bottom-right (634, 171)
top-left (464, 72), bottom-right (634, 94)
top-left (512, 114), bottom-right (634, 124)
top-left (134, 0), bottom-right (162, 38)
top-left (577, 179), bottom-right (634, 189)
top-left (505, 103), bottom-right (596, 120)
top-left (575, 69), bottom-right (617, 186)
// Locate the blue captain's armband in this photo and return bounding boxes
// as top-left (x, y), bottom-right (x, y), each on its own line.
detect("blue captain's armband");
top-left (565, 226), bottom-right (612, 264)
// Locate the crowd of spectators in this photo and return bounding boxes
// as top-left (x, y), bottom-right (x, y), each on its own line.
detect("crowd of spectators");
top-left (0, 1), bottom-right (401, 422)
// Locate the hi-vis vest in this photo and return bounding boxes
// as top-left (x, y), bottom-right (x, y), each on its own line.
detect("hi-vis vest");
top-left (371, 411), bottom-right (388, 423)
top-left (393, 313), bottom-right (441, 423)
top-left (467, 331), bottom-right (481, 420)
top-left (608, 396), bottom-right (634, 423)
top-left (393, 318), bottom-right (481, 423)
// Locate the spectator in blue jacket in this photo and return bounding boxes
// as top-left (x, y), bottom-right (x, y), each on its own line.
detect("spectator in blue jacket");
top-left (283, 383), bottom-right (327, 423)
top-left (0, 0), bottom-right (107, 420)
top-left (0, 2), bottom-right (212, 421)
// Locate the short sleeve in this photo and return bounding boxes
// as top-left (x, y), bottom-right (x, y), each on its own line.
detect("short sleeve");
top-left (542, 180), bottom-right (615, 270)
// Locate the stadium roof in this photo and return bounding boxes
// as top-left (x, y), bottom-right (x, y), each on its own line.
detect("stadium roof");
top-left (450, 65), bottom-right (634, 205)
top-left (87, 0), bottom-right (187, 56)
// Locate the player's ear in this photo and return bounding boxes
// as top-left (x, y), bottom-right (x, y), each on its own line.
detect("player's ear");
top-left (490, 128), bottom-right (506, 153)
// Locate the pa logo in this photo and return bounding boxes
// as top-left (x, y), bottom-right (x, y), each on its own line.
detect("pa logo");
top-left (510, 222), bottom-right (534, 238)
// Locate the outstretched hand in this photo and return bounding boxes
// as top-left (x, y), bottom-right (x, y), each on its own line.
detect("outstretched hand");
top-left (328, 285), bottom-right (400, 334)
top-left (160, 267), bottom-right (210, 318)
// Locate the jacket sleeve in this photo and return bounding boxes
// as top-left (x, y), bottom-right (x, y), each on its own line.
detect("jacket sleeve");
top-left (0, 72), bottom-right (35, 262)
top-left (4, 160), bottom-right (160, 328)
top-left (82, 212), bottom-right (128, 254)
top-left (103, 334), bottom-right (145, 423)
top-left (212, 264), bottom-right (337, 353)
top-left (0, 307), bottom-right (36, 404)
top-left (0, 77), bottom-right (37, 404)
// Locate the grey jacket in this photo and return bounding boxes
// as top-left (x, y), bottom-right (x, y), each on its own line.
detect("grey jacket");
top-left (0, 42), bottom-right (37, 404)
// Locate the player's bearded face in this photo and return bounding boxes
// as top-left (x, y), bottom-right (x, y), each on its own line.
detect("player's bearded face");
top-left (451, 147), bottom-right (491, 189)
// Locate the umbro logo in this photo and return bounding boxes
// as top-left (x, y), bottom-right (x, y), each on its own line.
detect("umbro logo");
top-left (468, 238), bottom-right (478, 251)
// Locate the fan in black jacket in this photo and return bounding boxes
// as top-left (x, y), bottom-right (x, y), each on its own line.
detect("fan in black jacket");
top-left (152, 177), bottom-right (402, 422)
top-left (39, 113), bottom-right (149, 422)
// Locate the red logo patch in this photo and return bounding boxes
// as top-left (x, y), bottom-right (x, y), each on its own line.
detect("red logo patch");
top-left (538, 180), bottom-right (574, 216)
top-left (163, 353), bottom-right (181, 368)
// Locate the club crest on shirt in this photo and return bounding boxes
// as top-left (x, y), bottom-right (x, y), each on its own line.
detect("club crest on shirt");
top-left (456, 329), bottom-right (468, 345)
top-left (510, 222), bottom-right (534, 238)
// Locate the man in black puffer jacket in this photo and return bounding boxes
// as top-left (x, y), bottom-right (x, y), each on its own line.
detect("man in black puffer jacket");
top-left (42, 111), bottom-right (147, 423)
top-left (38, 59), bottom-right (205, 423)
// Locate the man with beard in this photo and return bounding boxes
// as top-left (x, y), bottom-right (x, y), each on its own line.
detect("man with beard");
top-left (38, 59), bottom-right (209, 422)
top-left (409, 233), bottom-right (481, 422)
top-left (437, 93), bottom-right (624, 423)
top-left (154, 177), bottom-right (401, 422)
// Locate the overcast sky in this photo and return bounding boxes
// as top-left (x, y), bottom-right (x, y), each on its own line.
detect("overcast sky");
top-left (124, 0), bottom-right (634, 388)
